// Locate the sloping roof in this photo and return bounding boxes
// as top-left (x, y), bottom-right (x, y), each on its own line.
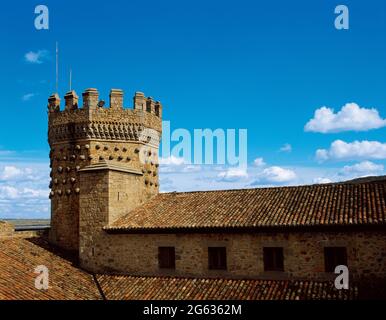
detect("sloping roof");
top-left (0, 237), bottom-right (101, 300)
top-left (106, 181), bottom-right (386, 232)
top-left (97, 275), bottom-right (358, 300)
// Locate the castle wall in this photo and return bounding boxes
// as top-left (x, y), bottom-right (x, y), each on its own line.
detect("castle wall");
top-left (79, 228), bottom-right (386, 281)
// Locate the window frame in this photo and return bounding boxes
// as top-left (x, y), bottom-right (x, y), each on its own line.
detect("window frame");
top-left (263, 247), bottom-right (284, 272)
top-left (324, 247), bottom-right (347, 272)
top-left (158, 246), bottom-right (176, 269)
top-left (208, 247), bottom-right (227, 270)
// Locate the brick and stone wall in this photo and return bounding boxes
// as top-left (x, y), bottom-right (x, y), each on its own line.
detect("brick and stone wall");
top-left (79, 211), bottom-right (386, 281)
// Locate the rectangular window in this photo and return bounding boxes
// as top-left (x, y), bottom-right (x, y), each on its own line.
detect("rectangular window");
top-left (263, 247), bottom-right (284, 272)
top-left (324, 247), bottom-right (347, 272)
top-left (208, 247), bottom-right (227, 270)
top-left (158, 247), bottom-right (175, 269)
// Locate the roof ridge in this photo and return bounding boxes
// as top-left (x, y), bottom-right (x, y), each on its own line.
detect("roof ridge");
top-left (161, 179), bottom-right (386, 196)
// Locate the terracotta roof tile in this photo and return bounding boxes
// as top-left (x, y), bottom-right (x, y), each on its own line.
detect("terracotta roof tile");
top-left (97, 275), bottom-right (358, 300)
top-left (107, 181), bottom-right (386, 232)
top-left (0, 237), bottom-right (101, 300)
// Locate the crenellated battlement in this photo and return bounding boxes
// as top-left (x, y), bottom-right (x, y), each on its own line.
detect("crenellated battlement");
top-left (49, 88), bottom-right (161, 118)
top-left (48, 88), bottom-right (163, 252)
top-left (48, 88), bottom-right (162, 145)
top-left (48, 88), bottom-right (162, 116)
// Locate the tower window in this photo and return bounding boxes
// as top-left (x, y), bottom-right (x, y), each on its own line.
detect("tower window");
top-left (158, 247), bottom-right (175, 269)
top-left (263, 247), bottom-right (284, 272)
top-left (324, 247), bottom-right (347, 272)
top-left (208, 247), bottom-right (227, 270)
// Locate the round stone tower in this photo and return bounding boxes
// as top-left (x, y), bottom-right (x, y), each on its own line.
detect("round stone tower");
top-left (47, 88), bottom-right (162, 252)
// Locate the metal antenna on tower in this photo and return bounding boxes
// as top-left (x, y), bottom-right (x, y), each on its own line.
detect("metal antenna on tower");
top-left (69, 68), bottom-right (72, 91)
top-left (55, 42), bottom-right (59, 93)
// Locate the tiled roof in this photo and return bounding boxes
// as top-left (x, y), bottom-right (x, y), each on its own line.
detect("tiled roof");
top-left (106, 181), bottom-right (386, 232)
top-left (0, 235), bottom-right (367, 300)
top-left (0, 237), bottom-right (101, 300)
top-left (97, 275), bottom-right (358, 300)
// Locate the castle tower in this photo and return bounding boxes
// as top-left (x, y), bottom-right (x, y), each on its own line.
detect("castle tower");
top-left (48, 88), bottom-right (162, 252)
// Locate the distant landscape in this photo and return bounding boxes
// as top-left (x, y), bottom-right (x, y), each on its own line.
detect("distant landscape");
top-left (3, 219), bottom-right (50, 228)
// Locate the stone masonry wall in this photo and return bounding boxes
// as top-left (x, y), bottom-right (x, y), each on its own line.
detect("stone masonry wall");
top-left (80, 226), bottom-right (386, 281)
top-left (79, 168), bottom-right (158, 272)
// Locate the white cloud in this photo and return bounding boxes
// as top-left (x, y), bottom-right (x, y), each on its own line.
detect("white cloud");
top-left (0, 186), bottom-right (47, 200)
top-left (0, 186), bottom-right (19, 199)
top-left (305, 103), bottom-right (386, 133)
top-left (316, 140), bottom-right (386, 162)
top-left (0, 166), bottom-right (38, 182)
top-left (24, 50), bottom-right (49, 64)
top-left (252, 166), bottom-right (297, 185)
top-left (217, 168), bottom-right (248, 182)
top-left (0, 166), bottom-right (23, 180)
top-left (0, 162), bottom-right (49, 219)
top-left (279, 143), bottom-right (292, 153)
top-left (341, 161), bottom-right (384, 176)
top-left (181, 165), bottom-right (201, 173)
top-left (315, 149), bottom-right (329, 162)
top-left (22, 93), bottom-right (36, 101)
top-left (313, 177), bottom-right (333, 184)
top-left (159, 156), bottom-right (201, 174)
top-left (159, 156), bottom-right (185, 166)
top-left (253, 157), bottom-right (266, 167)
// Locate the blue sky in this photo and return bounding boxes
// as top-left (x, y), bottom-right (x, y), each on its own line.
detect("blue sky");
top-left (1, 0), bottom-right (386, 218)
